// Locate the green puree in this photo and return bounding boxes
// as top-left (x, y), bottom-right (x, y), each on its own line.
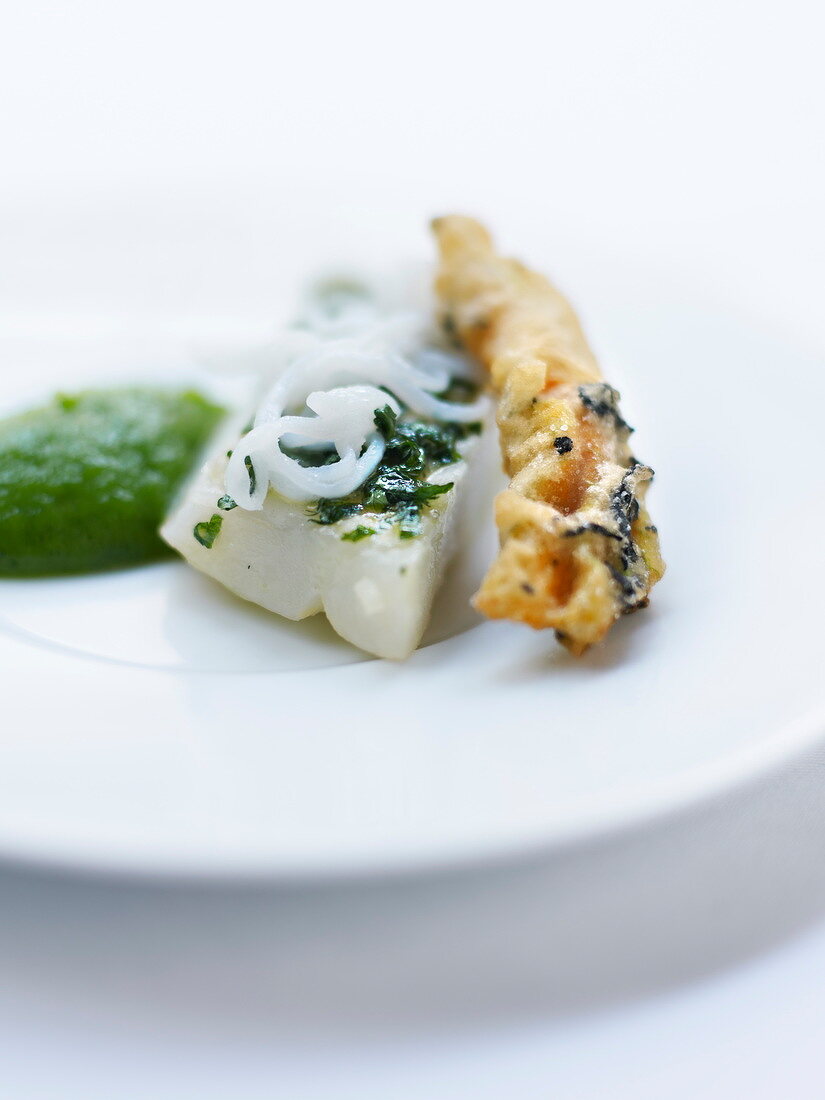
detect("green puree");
top-left (0, 387), bottom-right (223, 576)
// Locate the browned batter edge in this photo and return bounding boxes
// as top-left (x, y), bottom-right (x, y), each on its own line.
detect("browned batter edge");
top-left (432, 215), bottom-right (665, 655)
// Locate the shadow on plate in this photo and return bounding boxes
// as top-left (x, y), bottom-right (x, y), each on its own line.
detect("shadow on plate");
top-left (0, 730), bottom-right (824, 1041)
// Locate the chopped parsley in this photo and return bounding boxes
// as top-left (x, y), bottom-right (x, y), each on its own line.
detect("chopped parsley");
top-left (244, 455), bottom-right (256, 495)
top-left (397, 506), bottom-right (422, 539)
top-left (308, 385), bottom-right (477, 537)
top-left (341, 524), bottom-right (376, 542)
top-left (193, 513), bottom-right (223, 549)
top-left (311, 497), bottom-right (364, 525)
top-left (373, 404), bottom-right (398, 441)
top-left (279, 441), bottom-right (341, 468)
top-left (217, 494), bottom-right (237, 510)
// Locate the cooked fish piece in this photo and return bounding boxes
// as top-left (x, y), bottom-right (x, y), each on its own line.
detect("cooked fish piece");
top-left (162, 275), bottom-right (487, 660)
top-left (432, 215), bottom-right (664, 655)
top-left (161, 428), bottom-right (477, 660)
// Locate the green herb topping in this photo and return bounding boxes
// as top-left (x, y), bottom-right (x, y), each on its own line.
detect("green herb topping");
top-left (340, 524), bottom-right (376, 542)
top-left (279, 442), bottom-right (342, 468)
top-left (308, 395), bottom-right (477, 536)
top-left (373, 404), bottom-right (398, 441)
top-left (193, 513), bottom-right (223, 549)
top-left (244, 455), bottom-right (256, 495)
top-left (217, 494), bottom-right (237, 510)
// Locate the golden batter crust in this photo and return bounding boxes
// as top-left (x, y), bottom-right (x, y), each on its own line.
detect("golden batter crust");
top-left (432, 215), bottom-right (664, 655)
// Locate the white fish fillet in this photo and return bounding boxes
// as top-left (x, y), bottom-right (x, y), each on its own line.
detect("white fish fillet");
top-left (161, 437), bottom-right (478, 659)
top-left (161, 272), bottom-right (486, 659)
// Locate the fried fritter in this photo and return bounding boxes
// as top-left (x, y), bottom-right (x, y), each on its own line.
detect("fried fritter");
top-left (432, 215), bottom-right (664, 655)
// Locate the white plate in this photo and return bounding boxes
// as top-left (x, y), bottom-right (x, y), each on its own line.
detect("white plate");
top-left (2, 226), bottom-right (824, 881)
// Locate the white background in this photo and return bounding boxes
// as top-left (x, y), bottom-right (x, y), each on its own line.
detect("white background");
top-left (2, 0), bottom-right (825, 1096)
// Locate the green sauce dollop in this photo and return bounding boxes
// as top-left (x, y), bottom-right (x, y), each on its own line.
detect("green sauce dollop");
top-left (0, 387), bottom-right (223, 576)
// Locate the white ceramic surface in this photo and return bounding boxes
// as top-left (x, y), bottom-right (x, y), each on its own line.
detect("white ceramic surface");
top-left (2, 242), bottom-right (823, 881)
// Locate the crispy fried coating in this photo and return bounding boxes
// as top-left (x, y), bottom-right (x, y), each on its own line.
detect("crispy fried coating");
top-left (432, 215), bottom-right (664, 655)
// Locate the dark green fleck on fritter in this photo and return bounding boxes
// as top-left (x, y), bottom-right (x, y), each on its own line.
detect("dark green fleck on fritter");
top-left (610, 469), bottom-right (642, 568)
top-left (578, 383), bottom-right (633, 433)
top-left (341, 525), bottom-right (376, 542)
top-left (606, 562), bottom-right (644, 605)
top-left (562, 463), bottom-right (653, 594)
top-left (193, 513), bottom-right (223, 549)
top-left (217, 494), bottom-right (237, 510)
top-left (564, 522), bottom-right (622, 541)
top-left (554, 435), bottom-right (574, 455)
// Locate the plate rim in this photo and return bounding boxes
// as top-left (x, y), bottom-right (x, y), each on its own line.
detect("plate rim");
top-left (3, 255), bottom-right (822, 884)
top-left (0, 702), bottom-right (821, 885)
